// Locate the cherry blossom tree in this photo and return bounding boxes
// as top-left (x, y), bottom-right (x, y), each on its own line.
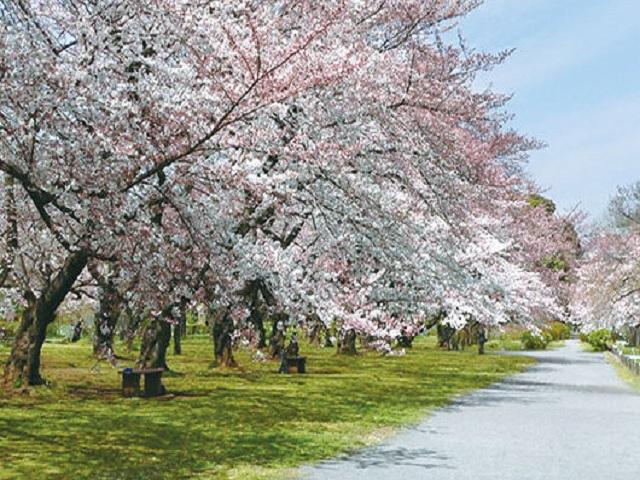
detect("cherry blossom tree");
top-left (572, 184), bottom-right (640, 338)
top-left (0, 0), bottom-right (368, 384)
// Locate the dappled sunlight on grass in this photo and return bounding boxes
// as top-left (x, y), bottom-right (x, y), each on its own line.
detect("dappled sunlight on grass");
top-left (0, 336), bottom-right (533, 479)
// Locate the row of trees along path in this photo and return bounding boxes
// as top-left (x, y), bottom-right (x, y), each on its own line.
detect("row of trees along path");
top-left (0, 1), bottom-right (578, 389)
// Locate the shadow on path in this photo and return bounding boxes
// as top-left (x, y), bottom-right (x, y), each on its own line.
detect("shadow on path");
top-left (315, 446), bottom-right (454, 471)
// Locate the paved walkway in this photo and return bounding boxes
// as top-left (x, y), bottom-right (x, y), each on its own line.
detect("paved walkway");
top-left (300, 340), bottom-right (640, 479)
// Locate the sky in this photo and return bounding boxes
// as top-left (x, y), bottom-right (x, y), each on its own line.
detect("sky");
top-left (457, 0), bottom-right (640, 220)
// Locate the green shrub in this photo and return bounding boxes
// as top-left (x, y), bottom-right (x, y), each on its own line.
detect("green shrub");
top-left (521, 331), bottom-right (549, 350)
top-left (587, 329), bottom-right (612, 351)
top-left (543, 321), bottom-right (571, 341)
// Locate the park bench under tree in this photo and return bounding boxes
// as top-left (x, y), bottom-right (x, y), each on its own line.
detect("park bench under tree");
top-left (280, 355), bottom-right (307, 374)
top-left (121, 367), bottom-right (165, 397)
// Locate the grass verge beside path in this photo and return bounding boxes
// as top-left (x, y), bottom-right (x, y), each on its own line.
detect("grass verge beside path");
top-left (0, 336), bottom-right (533, 480)
top-left (606, 352), bottom-right (640, 392)
top-left (486, 339), bottom-right (565, 352)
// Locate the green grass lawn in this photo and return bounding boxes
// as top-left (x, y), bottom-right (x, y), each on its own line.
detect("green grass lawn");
top-left (606, 352), bottom-right (640, 392)
top-left (485, 338), bottom-right (524, 351)
top-left (0, 335), bottom-right (533, 480)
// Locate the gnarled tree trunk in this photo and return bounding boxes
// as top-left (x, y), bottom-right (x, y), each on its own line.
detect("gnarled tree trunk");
top-left (211, 308), bottom-right (237, 368)
top-left (137, 316), bottom-right (171, 370)
top-left (478, 325), bottom-right (487, 355)
top-left (337, 328), bottom-right (357, 355)
top-left (308, 314), bottom-right (325, 346)
top-left (93, 279), bottom-right (121, 358)
top-left (397, 330), bottom-right (415, 348)
top-left (248, 307), bottom-right (267, 349)
top-left (270, 329), bottom-right (285, 359)
top-left (173, 323), bottom-right (182, 355)
top-left (172, 297), bottom-right (188, 355)
top-left (241, 279), bottom-right (271, 349)
top-left (4, 250), bottom-right (89, 387)
top-left (437, 322), bottom-right (457, 350)
top-left (180, 308), bottom-right (187, 337)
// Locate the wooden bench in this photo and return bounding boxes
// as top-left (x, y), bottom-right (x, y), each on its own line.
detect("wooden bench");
top-left (281, 356), bottom-right (306, 374)
top-left (121, 368), bottom-right (165, 397)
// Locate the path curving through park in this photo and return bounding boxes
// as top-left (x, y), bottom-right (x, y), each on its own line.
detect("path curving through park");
top-left (301, 340), bottom-right (640, 479)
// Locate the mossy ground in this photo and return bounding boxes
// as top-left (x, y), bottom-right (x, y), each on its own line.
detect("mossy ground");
top-left (0, 335), bottom-right (533, 480)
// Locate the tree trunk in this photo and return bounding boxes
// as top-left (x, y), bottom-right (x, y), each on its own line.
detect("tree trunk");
top-left (173, 323), bottom-right (182, 355)
top-left (137, 317), bottom-right (171, 370)
top-left (211, 308), bottom-right (237, 368)
top-left (397, 327), bottom-right (414, 348)
top-left (249, 308), bottom-right (267, 349)
top-left (437, 322), bottom-right (457, 350)
top-left (93, 279), bottom-right (121, 358)
top-left (172, 298), bottom-right (188, 355)
top-left (120, 307), bottom-right (141, 352)
top-left (217, 339), bottom-right (236, 367)
top-left (337, 328), bottom-right (357, 355)
top-left (180, 310), bottom-right (187, 337)
top-left (242, 279), bottom-right (268, 349)
top-left (308, 314), bottom-right (325, 346)
top-left (1, 175), bottom-right (18, 284)
top-left (4, 250), bottom-right (89, 387)
top-left (478, 326), bottom-right (486, 355)
top-left (270, 329), bottom-right (285, 359)
top-left (632, 326), bottom-right (640, 348)
top-left (324, 329), bottom-right (333, 348)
